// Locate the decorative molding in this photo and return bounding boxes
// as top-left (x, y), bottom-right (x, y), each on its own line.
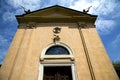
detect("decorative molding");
top-left (26, 23), bottom-right (36, 29)
top-left (53, 35), bottom-right (60, 43)
top-left (18, 22), bottom-right (37, 29)
top-left (53, 27), bottom-right (61, 34)
top-left (52, 27), bottom-right (61, 43)
top-left (77, 22), bottom-right (95, 28)
top-left (40, 42), bottom-right (74, 61)
top-left (77, 22), bottom-right (87, 28)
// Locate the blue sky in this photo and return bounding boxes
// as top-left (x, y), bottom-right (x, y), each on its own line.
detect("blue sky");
top-left (0, 0), bottom-right (120, 64)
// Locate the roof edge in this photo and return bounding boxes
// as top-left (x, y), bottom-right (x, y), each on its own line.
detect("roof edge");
top-left (16, 5), bottom-right (97, 17)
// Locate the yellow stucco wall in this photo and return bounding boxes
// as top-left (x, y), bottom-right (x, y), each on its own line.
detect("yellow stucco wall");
top-left (81, 28), bottom-right (119, 80)
top-left (0, 23), bottom-right (119, 80)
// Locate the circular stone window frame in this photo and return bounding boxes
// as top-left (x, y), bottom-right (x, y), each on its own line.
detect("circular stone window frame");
top-left (40, 42), bottom-right (74, 61)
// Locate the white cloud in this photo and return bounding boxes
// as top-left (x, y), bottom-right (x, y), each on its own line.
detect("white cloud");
top-left (69, 0), bottom-right (120, 35)
top-left (0, 35), bottom-right (9, 64)
top-left (69, 0), bottom-right (118, 15)
top-left (0, 49), bottom-right (6, 64)
top-left (2, 0), bottom-right (42, 23)
top-left (69, 0), bottom-right (92, 12)
top-left (2, 11), bottom-right (15, 22)
top-left (92, 0), bottom-right (116, 15)
top-left (2, 0), bottom-right (75, 23)
top-left (6, 0), bottom-right (41, 11)
top-left (0, 35), bottom-right (8, 46)
top-left (2, 0), bottom-right (120, 35)
top-left (54, 0), bottom-right (74, 6)
top-left (112, 33), bottom-right (120, 48)
top-left (110, 33), bottom-right (120, 62)
top-left (95, 19), bottom-right (116, 35)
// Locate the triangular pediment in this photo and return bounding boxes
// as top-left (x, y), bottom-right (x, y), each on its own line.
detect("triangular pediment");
top-left (23, 5), bottom-right (91, 17)
top-left (16, 5), bottom-right (97, 23)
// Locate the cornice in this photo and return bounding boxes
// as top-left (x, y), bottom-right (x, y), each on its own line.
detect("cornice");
top-left (16, 16), bottom-right (97, 24)
top-left (77, 22), bottom-right (95, 28)
top-left (18, 22), bottom-right (37, 29)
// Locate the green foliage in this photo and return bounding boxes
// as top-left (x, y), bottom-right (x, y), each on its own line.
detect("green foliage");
top-left (113, 61), bottom-right (120, 78)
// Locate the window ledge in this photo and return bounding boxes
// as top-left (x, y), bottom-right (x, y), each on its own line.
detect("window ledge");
top-left (40, 55), bottom-right (74, 61)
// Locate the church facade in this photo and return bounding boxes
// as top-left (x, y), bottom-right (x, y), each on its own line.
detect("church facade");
top-left (0, 5), bottom-right (119, 80)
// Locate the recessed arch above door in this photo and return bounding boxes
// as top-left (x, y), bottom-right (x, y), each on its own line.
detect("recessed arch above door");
top-left (40, 42), bottom-right (74, 61)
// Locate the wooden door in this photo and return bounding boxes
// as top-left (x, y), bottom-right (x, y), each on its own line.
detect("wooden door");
top-left (43, 66), bottom-right (72, 80)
